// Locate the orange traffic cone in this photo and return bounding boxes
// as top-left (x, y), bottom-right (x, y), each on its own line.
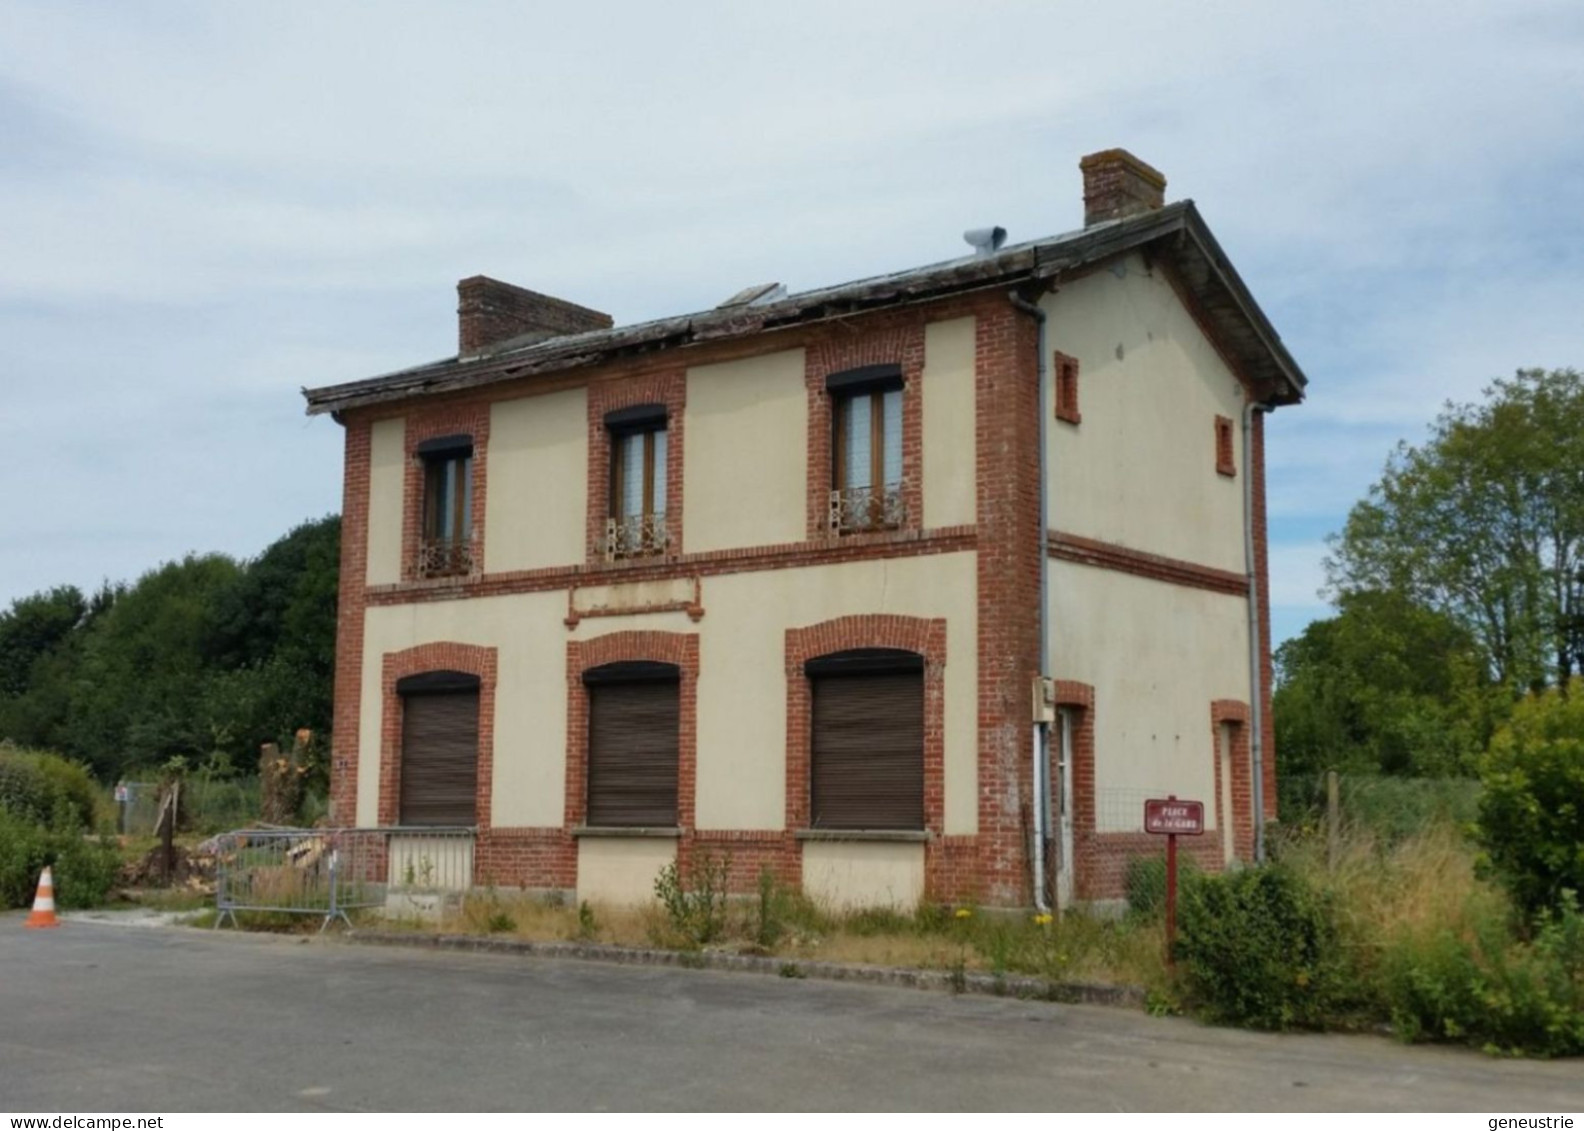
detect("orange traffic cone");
top-left (25, 866), bottom-right (60, 929)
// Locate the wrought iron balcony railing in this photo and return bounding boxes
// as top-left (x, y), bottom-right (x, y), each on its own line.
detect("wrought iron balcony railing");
top-left (417, 538), bottom-right (473, 579)
top-left (829, 482), bottom-right (907, 535)
top-left (605, 512), bottom-right (668, 560)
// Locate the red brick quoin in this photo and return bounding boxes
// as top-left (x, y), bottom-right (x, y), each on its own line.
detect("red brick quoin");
top-left (328, 419), bottom-right (371, 825)
top-left (973, 298), bottom-right (1043, 905)
top-left (783, 615), bottom-right (952, 894)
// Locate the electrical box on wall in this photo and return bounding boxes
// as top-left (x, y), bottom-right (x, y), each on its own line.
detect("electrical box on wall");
top-left (1032, 677), bottom-right (1056, 724)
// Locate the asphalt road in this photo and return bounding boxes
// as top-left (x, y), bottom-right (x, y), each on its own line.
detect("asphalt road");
top-left (2, 914), bottom-right (1582, 1112)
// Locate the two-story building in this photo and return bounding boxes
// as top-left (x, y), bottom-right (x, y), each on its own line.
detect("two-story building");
top-left (303, 148), bottom-right (1306, 910)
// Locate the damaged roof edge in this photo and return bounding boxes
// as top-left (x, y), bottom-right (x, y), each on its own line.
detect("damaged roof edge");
top-left (1179, 208), bottom-right (1307, 400)
top-left (303, 201), bottom-right (1305, 416)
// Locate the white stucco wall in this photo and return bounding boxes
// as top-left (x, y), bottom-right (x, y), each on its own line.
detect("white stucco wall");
top-left (683, 349), bottom-right (807, 553)
top-left (695, 552), bottom-right (979, 835)
top-left (921, 317), bottom-right (976, 528)
top-left (485, 388), bottom-right (588, 572)
top-left (1043, 255), bottom-right (1248, 573)
top-left (358, 591), bottom-right (569, 828)
top-left (1050, 560), bottom-right (1250, 832)
top-left (365, 417), bottom-right (406, 585)
top-left (801, 841), bottom-right (925, 910)
top-left (357, 550), bottom-right (979, 838)
top-left (576, 837), bottom-right (675, 906)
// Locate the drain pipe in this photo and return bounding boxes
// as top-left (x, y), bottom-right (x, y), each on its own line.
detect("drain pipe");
top-left (1242, 399), bottom-right (1269, 864)
top-left (1010, 288), bottom-right (1052, 912)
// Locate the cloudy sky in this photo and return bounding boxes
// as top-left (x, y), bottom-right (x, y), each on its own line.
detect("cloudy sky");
top-left (4, 0), bottom-right (1582, 647)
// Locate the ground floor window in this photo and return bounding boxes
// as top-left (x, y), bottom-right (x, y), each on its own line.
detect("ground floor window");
top-left (807, 648), bottom-right (924, 830)
top-left (397, 671), bottom-right (480, 826)
top-left (584, 661), bottom-right (681, 827)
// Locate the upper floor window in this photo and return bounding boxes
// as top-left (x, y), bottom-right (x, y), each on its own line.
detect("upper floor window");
top-left (417, 435), bottom-right (473, 578)
top-left (605, 405), bottom-right (668, 560)
top-left (828, 365), bottom-right (905, 534)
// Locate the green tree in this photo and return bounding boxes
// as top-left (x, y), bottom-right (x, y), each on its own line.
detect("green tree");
top-left (1475, 679), bottom-right (1584, 918)
top-left (66, 554), bottom-right (243, 776)
top-left (1325, 368), bottom-right (1584, 692)
top-left (0, 584), bottom-right (115, 753)
top-left (1274, 590), bottom-right (1496, 786)
top-left (204, 516), bottom-right (340, 762)
top-left (0, 515), bottom-right (340, 784)
top-left (0, 585), bottom-right (86, 697)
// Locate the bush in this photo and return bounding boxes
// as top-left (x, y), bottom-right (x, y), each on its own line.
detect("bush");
top-left (752, 867), bottom-right (791, 949)
top-left (1475, 681), bottom-right (1584, 918)
top-left (0, 808), bottom-right (120, 910)
top-left (1174, 863), bottom-right (1358, 1030)
top-left (0, 755), bottom-right (53, 826)
top-left (0, 747), bottom-right (99, 830)
top-left (652, 850), bottom-right (730, 947)
top-left (1384, 892), bottom-right (1584, 1056)
top-left (0, 810), bottom-right (52, 907)
top-left (49, 833), bottom-right (122, 908)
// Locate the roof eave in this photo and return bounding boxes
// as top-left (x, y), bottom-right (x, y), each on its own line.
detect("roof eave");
top-left (302, 200), bottom-right (1306, 416)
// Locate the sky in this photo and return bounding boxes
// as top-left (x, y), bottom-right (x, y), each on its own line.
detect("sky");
top-left (3, 0), bottom-right (1583, 649)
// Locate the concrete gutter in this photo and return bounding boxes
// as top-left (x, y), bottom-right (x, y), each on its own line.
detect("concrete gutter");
top-left (342, 929), bottom-right (1145, 1008)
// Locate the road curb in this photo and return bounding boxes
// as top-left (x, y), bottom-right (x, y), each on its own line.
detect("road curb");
top-left (340, 929), bottom-right (1145, 1008)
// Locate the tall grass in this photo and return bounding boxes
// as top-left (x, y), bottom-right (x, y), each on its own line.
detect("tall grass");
top-left (1280, 773), bottom-right (1481, 843)
top-left (1196, 807), bottom-right (1584, 1054)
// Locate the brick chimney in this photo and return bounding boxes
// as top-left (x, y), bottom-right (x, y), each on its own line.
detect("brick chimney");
top-left (457, 276), bottom-right (614, 358)
top-left (1079, 149), bottom-right (1166, 227)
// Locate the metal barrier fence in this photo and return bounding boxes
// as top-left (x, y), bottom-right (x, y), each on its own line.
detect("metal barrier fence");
top-left (213, 827), bottom-right (474, 931)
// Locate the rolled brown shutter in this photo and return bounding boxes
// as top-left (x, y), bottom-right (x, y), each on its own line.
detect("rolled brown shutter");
top-left (811, 665), bottom-right (924, 830)
top-left (399, 687), bottom-right (479, 826)
top-left (587, 671), bottom-right (680, 827)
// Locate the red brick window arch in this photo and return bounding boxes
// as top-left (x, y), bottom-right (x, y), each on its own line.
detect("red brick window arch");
top-left (586, 374), bottom-right (686, 564)
top-left (565, 632), bottom-right (698, 830)
top-left (803, 325), bottom-right (925, 541)
top-left (400, 405), bottom-right (490, 583)
top-left (379, 643), bottom-right (498, 828)
top-left (784, 615), bottom-right (946, 834)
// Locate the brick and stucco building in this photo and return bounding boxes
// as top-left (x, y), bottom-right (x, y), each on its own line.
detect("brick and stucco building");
top-left (304, 148), bottom-right (1306, 909)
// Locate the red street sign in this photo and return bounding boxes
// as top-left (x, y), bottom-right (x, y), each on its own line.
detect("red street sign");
top-left (1145, 798), bottom-right (1205, 836)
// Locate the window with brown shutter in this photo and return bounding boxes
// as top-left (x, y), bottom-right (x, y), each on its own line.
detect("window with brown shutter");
top-left (807, 649), bottom-right (924, 830)
top-left (585, 661), bottom-right (680, 827)
top-left (397, 671), bottom-right (480, 826)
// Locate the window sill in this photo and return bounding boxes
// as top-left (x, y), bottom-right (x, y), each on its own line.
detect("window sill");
top-left (819, 526), bottom-right (925, 549)
top-left (795, 828), bottom-right (929, 843)
top-left (569, 825), bottom-right (683, 839)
